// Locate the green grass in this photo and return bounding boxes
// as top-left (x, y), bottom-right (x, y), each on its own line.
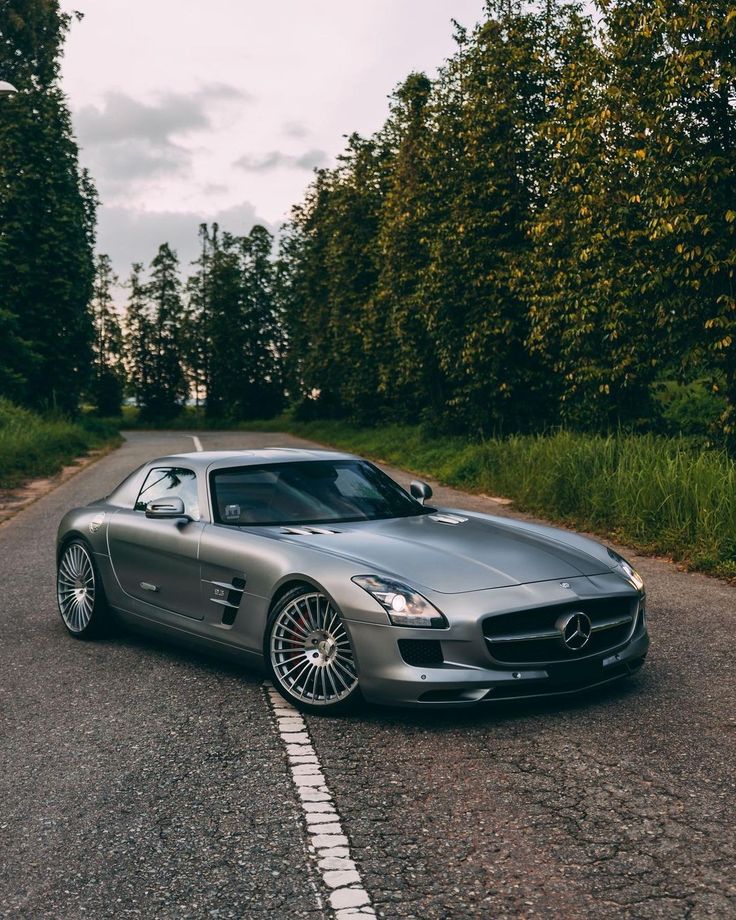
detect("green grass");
top-left (248, 417), bottom-right (736, 579)
top-left (120, 407), bottom-right (736, 579)
top-left (0, 400), bottom-right (121, 491)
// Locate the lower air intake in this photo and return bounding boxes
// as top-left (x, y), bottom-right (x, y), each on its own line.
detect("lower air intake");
top-left (398, 639), bottom-right (444, 668)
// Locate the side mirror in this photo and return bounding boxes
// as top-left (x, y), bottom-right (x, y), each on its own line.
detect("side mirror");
top-left (410, 481), bottom-right (433, 505)
top-left (145, 497), bottom-right (190, 520)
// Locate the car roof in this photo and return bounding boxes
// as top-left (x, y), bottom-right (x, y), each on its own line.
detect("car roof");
top-left (147, 447), bottom-right (358, 473)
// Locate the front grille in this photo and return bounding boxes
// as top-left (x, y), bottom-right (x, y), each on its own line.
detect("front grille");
top-left (483, 597), bottom-right (638, 665)
top-left (398, 639), bottom-right (444, 668)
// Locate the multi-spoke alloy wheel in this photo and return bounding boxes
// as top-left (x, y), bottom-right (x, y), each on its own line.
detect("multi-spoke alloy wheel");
top-left (269, 589), bottom-right (359, 712)
top-left (57, 541), bottom-right (106, 638)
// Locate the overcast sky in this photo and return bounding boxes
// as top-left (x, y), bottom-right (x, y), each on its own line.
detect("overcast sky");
top-left (59, 0), bottom-right (487, 284)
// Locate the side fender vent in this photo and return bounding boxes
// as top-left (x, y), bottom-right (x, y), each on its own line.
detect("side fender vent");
top-left (206, 577), bottom-right (246, 627)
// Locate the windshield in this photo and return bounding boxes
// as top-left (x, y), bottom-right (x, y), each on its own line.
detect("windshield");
top-left (210, 459), bottom-right (429, 526)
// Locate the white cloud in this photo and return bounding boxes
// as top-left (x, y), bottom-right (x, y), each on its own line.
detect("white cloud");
top-left (283, 121), bottom-right (310, 139)
top-left (75, 85), bottom-right (252, 198)
top-left (61, 0), bottom-right (488, 266)
top-left (233, 148), bottom-right (328, 172)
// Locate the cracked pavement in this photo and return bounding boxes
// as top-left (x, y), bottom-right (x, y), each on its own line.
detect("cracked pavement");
top-left (0, 430), bottom-right (734, 919)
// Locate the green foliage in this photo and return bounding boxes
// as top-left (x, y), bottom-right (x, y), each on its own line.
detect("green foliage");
top-left (275, 0), bottom-right (736, 442)
top-left (120, 224), bottom-right (283, 422)
top-left (654, 380), bottom-right (726, 438)
top-left (0, 399), bottom-right (119, 489)
top-left (0, 2), bottom-right (96, 413)
top-left (278, 137), bottom-right (389, 423)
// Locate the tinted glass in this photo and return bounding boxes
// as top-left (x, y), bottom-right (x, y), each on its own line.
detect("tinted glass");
top-left (106, 464), bottom-right (147, 509)
top-left (135, 467), bottom-right (200, 520)
top-left (210, 460), bottom-right (426, 526)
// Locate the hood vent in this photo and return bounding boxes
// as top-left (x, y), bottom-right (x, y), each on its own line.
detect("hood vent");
top-left (280, 526), bottom-right (341, 536)
top-left (429, 514), bottom-right (468, 526)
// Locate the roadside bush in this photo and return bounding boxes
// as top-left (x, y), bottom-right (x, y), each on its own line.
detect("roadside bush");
top-left (653, 381), bottom-right (726, 440)
top-left (0, 399), bottom-right (119, 489)
top-left (239, 418), bottom-right (736, 579)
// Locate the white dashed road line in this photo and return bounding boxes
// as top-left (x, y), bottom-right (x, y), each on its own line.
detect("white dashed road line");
top-left (264, 682), bottom-right (376, 920)
top-left (191, 435), bottom-right (203, 452)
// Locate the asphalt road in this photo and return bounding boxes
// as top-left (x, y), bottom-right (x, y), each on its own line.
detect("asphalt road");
top-left (0, 430), bottom-right (734, 919)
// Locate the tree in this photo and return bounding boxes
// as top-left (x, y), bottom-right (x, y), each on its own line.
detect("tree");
top-left (605, 0), bottom-right (736, 440)
top-left (370, 73), bottom-right (437, 421)
top-left (141, 244), bottom-right (188, 420)
top-left (206, 225), bottom-right (282, 419)
top-left (278, 173), bottom-right (338, 417)
top-left (0, 2), bottom-right (96, 412)
top-left (279, 136), bottom-right (389, 423)
top-left (182, 223), bottom-right (217, 407)
top-left (239, 224), bottom-right (283, 419)
top-left (89, 254), bottom-right (124, 414)
top-left (414, 2), bottom-right (580, 434)
top-left (123, 263), bottom-right (152, 410)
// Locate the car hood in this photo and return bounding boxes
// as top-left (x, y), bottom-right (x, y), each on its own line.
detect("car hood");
top-left (267, 511), bottom-right (612, 593)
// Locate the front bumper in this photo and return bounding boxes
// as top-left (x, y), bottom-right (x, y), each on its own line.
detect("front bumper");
top-left (343, 575), bottom-right (649, 708)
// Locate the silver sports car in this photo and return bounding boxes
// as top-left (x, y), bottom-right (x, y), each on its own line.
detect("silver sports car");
top-left (56, 448), bottom-right (649, 712)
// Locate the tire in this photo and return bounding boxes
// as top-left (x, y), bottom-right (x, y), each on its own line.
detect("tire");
top-left (266, 586), bottom-right (361, 714)
top-left (56, 539), bottom-right (111, 639)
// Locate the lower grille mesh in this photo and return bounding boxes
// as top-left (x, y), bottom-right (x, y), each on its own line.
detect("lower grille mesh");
top-left (398, 639), bottom-right (444, 668)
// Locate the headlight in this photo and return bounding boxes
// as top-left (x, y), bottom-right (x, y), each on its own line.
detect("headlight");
top-left (607, 548), bottom-right (644, 592)
top-left (351, 575), bottom-right (448, 628)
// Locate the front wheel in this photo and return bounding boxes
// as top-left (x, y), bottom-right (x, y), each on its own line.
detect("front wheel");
top-left (56, 539), bottom-right (110, 638)
top-left (267, 587), bottom-right (360, 714)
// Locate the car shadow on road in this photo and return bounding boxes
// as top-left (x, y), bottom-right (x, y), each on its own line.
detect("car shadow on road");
top-left (91, 622), bottom-right (268, 687)
top-left (67, 612), bottom-right (652, 731)
top-left (72, 618), bottom-right (652, 731)
top-left (352, 675), bottom-right (650, 731)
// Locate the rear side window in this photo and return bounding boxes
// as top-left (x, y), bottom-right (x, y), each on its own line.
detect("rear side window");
top-left (134, 467), bottom-right (200, 521)
top-left (107, 464), bottom-right (147, 509)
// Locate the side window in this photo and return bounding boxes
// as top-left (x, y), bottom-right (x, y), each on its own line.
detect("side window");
top-left (106, 464), bottom-right (147, 509)
top-left (134, 467), bottom-right (200, 521)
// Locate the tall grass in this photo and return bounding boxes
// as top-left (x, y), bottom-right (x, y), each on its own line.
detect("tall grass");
top-left (238, 419), bottom-right (736, 578)
top-left (0, 399), bottom-right (120, 490)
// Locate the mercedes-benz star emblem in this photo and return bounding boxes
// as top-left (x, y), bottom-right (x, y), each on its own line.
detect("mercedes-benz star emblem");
top-left (556, 611), bottom-right (592, 651)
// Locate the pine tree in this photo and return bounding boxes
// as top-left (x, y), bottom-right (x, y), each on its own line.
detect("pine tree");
top-left (89, 254), bottom-right (124, 414)
top-left (0, 2), bottom-right (96, 412)
top-left (205, 225), bottom-right (282, 419)
top-left (182, 224), bottom-right (217, 407)
top-left (206, 231), bottom-right (244, 418)
top-left (123, 263), bottom-right (152, 409)
top-left (239, 225), bottom-right (283, 419)
top-left (142, 244), bottom-right (187, 420)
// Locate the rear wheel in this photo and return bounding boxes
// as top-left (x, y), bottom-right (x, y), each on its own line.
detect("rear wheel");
top-left (56, 539), bottom-right (110, 639)
top-left (267, 587), bottom-right (360, 714)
